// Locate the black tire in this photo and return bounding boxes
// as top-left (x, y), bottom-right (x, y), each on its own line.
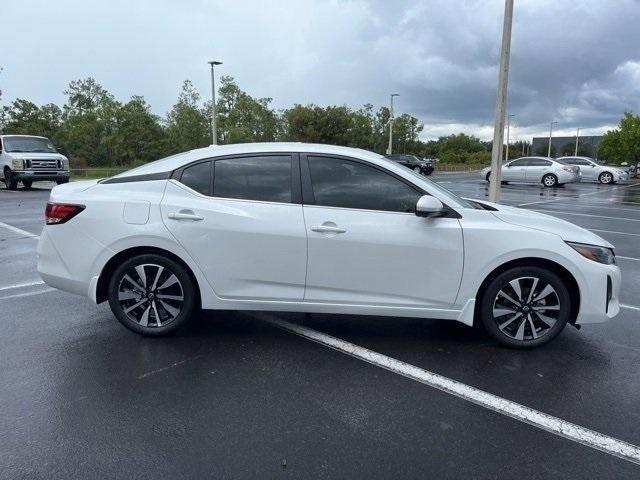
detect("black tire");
top-left (542, 174), bottom-right (558, 188)
top-left (478, 266), bottom-right (571, 348)
top-left (4, 168), bottom-right (18, 190)
top-left (22, 180), bottom-right (33, 189)
top-left (56, 178), bottom-right (69, 185)
top-left (413, 166), bottom-right (422, 175)
top-left (108, 253), bottom-right (197, 336)
top-left (485, 172), bottom-right (491, 182)
top-left (598, 171), bottom-right (614, 184)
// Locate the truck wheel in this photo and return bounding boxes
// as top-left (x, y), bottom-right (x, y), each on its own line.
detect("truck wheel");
top-left (4, 168), bottom-right (18, 190)
top-left (56, 178), bottom-right (69, 185)
top-left (22, 180), bottom-right (33, 189)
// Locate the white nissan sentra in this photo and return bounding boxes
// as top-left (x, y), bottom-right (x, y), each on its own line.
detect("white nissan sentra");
top-left (37, 143), bottom-right (621, 348)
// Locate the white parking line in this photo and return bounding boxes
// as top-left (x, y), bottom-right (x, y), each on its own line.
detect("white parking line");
top-left (621, 304), bottom-right (640, 312)
top-left (0, 288), bottom-right (56, 300)
top-left (532, 209), bottom-right (640, 222)
top-left (618, 256), bottom-right (640, 263)
top-left (256, 313), bottom-right (640, 466)
top-left (590, 228), bottom-right (640, 238)
top-left (517, 182), bottom-right (640, 207)
top-left (0, 280), bottom-right (46, 292)
top-left (0, 221), bottom-right (40, 239)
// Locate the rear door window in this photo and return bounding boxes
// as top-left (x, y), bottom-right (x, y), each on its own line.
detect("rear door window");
top-left (213, 155), bottom-right (292, 203)
top-left (180, 161), bottom-right (212, 195)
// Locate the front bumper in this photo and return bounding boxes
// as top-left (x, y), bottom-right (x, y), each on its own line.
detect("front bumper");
top-left (575, 261), bottom-right (621, 324)
top-left (14, 170), bottom-right (70, 182)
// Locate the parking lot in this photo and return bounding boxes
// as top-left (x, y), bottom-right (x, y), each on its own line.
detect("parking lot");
top-left (1, 174), bottom-right (639, 479)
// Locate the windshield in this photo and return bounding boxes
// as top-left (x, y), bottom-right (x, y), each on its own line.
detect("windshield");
top-left (3, 136), bottom-right (58, 153)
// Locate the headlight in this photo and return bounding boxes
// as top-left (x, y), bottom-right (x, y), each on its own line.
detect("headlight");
top-left (63, 158), bottom-right (69, 170)
top-left (11, 159), bottom-right (25, 170)
top-left (566, 242), bottom-right (615, 265)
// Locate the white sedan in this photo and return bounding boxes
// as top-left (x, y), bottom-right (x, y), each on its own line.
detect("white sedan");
top-left (481, 156), bottom-right (581, 187)
top-left (557, 156), bottom-right (629, 184)
top-left (37, 143), bottom-right (620, 348)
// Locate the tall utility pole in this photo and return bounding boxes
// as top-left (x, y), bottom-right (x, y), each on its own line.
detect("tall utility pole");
top-left (505, 114), bottom-right (515, 162)
top-left (386, 93), bottom-right (399, 155)
top-left (574, 127), bottom-right (581, 156)
top-left (208, 60), bottom-right (223, 145)
top-left (488, 0), bottom-right (514, 202)
top-left (547, 121), bottom-right (558, 157)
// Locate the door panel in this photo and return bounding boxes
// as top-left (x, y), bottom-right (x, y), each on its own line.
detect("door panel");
top-left (503, 162), bottom-right (527, 181)
top-left (303, 206), bottom-right (464, 307)
top-left (525, 161), bottom-right (552, 182)
top-left (161, 180), bottom-right (307, 301)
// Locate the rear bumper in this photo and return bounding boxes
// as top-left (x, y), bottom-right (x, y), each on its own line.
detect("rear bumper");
top-left (14, 170), bottom-right (70, 182)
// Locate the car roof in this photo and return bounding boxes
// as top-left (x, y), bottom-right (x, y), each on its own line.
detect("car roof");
top-left (0, 134), bottom-right (49, 139)
top-left (111, 142), bottom-right (387, 178)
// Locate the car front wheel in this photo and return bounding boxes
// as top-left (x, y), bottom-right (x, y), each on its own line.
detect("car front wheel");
top-left (108, 253), bottom-right (197, 336)
top-left (599, 172), bottom-right (613, 184)
top-left (4, 168), bottom-right (18, 190)
top-left (479, 266), bottom-right (571, 348)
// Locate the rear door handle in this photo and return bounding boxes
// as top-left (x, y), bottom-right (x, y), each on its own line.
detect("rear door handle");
top-left (168, 211), bottom-right (204, 221)
top-left (311, 225), bottom-right (346, 234)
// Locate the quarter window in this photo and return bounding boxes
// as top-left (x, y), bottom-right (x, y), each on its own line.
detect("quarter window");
top-left (180, 161), bottom-right (211, 195)
top-left (508, 158), bottom-right (530, 167)
top-left (213, 156), bottom-right (292, 203)
top-left (307, 156), bottom-right (422, 213)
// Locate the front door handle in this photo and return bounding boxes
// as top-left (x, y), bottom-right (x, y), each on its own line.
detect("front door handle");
top-left (168, 210), bottom-right (204, 221)
top-left (311, 225), bottom-right (346, 234)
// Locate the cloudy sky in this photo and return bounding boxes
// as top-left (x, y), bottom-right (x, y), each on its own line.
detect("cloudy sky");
top-left (2, 0), bottom-right (639, 140)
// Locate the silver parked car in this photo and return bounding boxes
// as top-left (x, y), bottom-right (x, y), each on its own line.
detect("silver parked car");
top-left (481, 156), bottom-right (581, 187)
top-left (557, 156), bottom-right (629, 184)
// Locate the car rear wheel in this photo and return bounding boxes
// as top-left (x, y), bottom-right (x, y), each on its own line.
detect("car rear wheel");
top-left (413, 166), bottom-right (422, 174)
top-left (108, 253), bottom-right (197, 336)
top-left (485, 172), bottom-right (491, 182)
top-left (22, 180), bottom-right (32, 189)
top-left (479, 266), bottom-right (571, 348)
top-left (599, 172), bottom-right (613, 184)
top-left (4, 168), bottom-right (18, 190)
top-left (542, 174), bottom-right (558, 187)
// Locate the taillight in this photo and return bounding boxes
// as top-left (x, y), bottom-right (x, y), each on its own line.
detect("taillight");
top-left (45, 202), bottom-right (85, 225)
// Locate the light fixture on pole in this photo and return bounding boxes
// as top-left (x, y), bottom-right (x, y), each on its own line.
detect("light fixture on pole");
top-left (574, 127), bottom-right (581, 156)
top-left (208, 60), bottom-right (223, 145)
top-left (386, 93), bottom-right (400, 155)
top-left (505, 114), bottom-right (515, 162)
top-left (488, 0), bottom-right (514, 203)
top-left (547, 121), bottom-right (558, 158)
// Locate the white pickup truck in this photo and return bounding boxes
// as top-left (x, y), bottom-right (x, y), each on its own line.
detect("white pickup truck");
top-left (0, 134), bottom-right (70, 190)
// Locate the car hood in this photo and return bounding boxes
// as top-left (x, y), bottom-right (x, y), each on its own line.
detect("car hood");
top-left (474, 200), bottom-right (614, 248)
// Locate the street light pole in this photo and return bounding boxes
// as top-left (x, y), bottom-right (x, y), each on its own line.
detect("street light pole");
top-left (505, 114), bottom-right (515, 162)
top-left (547, 121), bottom-right (557, 158)
top-left (488, 0), bottom-right (514, 203)
top-left (386, 93), bottom-right (399, 155)
top-left (574, 127), bottom-right (581, 156)
top-left (208, 60), bottom-right (223, 145)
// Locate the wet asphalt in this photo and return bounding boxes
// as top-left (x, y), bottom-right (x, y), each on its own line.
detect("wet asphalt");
top-left (0, 174), bottom-right (639, 479)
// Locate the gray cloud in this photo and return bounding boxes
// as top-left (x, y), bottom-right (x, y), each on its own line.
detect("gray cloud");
top-left (1, 0), bottom-right (639, 140)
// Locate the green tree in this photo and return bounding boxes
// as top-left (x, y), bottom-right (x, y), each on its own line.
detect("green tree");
top-left (535, 142), bottom-right (556, 157)
top-left (598, 112), bottom-right (640, 164)
top-left (165, 80), bottom-right (210, 154)
top-left (0, 99), bottom-right (63, 141)
top-left (215, 76), bottom-right (280, 143)
top-left (560, 141), bottom-right (593, 157)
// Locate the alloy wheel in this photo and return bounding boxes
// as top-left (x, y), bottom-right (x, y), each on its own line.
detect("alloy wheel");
top-left (117, 263), bottom-right (184, 327)
top-left (600, 172), bottom-right (613, 184)
top-left (492, 276), bottom-right (561, 342)
top-left (543, 175), bottom-right (557, 187)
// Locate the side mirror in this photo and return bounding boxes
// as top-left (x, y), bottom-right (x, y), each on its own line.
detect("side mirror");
top-left (415, 195), bottom-right (445, 217)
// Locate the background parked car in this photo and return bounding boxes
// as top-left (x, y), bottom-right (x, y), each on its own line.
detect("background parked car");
top-left (385, 154), bottom-right (434, 175)
top-left (557, 156), bottom-right (629, 184)
top-left (481, 156), bottom-right (580, 187)
top-left (0, 135), bottom-right (70, 190)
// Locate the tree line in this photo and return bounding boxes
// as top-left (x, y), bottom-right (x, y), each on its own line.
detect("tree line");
top-left (0, 76), bottom-right (502, 167)
top-left (2, 74), bottom-right (634, 167)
